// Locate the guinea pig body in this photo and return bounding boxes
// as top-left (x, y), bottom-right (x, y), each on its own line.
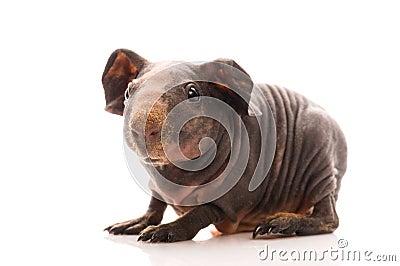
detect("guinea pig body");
top-left (102, 49), bottom-right (347, 242)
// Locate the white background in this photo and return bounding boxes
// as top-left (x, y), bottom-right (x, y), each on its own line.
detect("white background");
top-left (1, 1), bottom-right (399, 265)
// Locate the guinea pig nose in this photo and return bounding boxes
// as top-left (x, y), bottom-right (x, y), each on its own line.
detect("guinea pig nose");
top-left (146, 125), bottom-right (160, 139)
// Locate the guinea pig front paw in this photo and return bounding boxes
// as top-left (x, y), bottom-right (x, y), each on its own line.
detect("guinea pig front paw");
top-left (104, 215), bottom-right (156, 235)
top-left (137, 223), bottom-right (195, 243)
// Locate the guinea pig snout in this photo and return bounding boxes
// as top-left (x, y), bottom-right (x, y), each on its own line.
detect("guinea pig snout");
top-left (129, 106), bottom-right (165, 139)
top-left (129, 117), bottom-right (161, 140)
top-left (145, 124), bottom-right (160, 139)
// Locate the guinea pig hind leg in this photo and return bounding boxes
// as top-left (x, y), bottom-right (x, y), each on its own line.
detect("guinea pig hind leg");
top-left (252, 194), bottom-right (339, 238)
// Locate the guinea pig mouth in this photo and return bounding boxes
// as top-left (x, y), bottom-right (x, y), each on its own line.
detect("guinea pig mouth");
top-left (140, 153), bottom-right (200, 167)
top-left (141, 157), bottom-right (169, 167)
top-left (140, 139), bottom-right (205, 166)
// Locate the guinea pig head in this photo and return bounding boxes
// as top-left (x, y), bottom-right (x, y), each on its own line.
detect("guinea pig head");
top-left (102, 49), bottom-right (254, 169)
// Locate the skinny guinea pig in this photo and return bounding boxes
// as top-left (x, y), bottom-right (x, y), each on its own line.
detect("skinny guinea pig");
top-left (102, 49), bottom-right (347, 242)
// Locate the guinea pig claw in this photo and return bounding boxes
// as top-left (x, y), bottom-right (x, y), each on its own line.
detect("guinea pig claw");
top-left (104, 226), bottom-right (111, 232)
top-left (253, 225), bottom-right (262, 238)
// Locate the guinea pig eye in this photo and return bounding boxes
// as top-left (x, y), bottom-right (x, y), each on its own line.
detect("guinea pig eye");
top-left (124, 87), bottom-right (130, 101)
top-left (186, 83), bottom-right (200, 102)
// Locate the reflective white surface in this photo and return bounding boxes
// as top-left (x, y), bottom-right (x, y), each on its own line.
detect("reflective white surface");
top-left (105, 231), bottom-right (341, 266)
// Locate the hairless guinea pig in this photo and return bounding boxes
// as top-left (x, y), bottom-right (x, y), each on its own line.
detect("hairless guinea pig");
top-left (102, 49), bottom-right (347, 242)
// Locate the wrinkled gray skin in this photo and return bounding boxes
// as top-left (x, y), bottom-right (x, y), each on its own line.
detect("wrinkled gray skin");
top-left (102, 49), bottom-right (347, 242)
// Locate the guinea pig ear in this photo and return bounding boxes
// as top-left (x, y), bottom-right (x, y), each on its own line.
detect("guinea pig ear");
top-left (101, 49), bottom-right (148, 115)
top-left (200, 59), bottom-right (254, 115)
top-left (212, 58), bottom-right (251, 78)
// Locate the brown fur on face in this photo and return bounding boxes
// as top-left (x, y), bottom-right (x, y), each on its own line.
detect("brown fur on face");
top-left (121, 64), bottom-right (249, 172)
top-left (133, 82), bottom-right (227, 167)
